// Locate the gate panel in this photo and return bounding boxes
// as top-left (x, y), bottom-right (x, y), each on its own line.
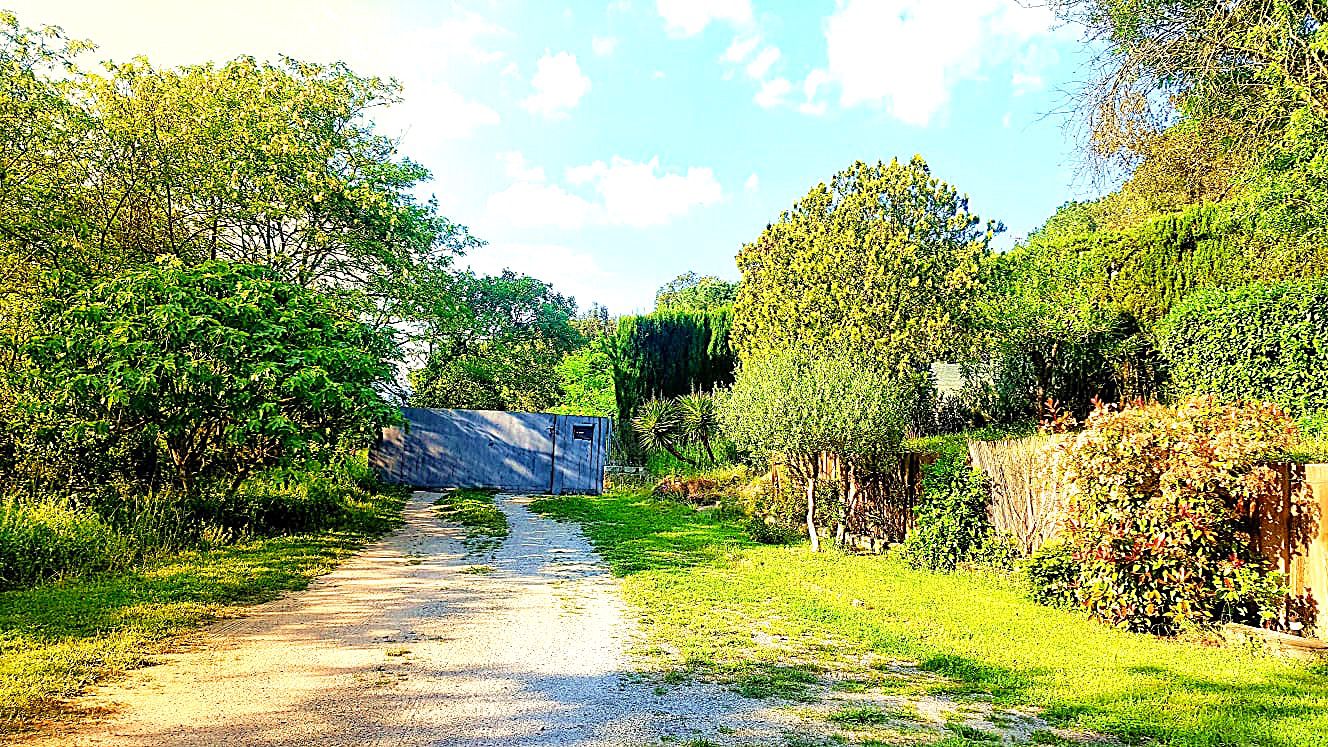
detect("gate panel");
top-left (373, 408), bottom-right (608, 494)
top-left (551, 416), bottom-right (610, 494)
top-left (383, 408), bottom-right (555, 492)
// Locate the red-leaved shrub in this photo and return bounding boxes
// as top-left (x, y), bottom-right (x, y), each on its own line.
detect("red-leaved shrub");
top-left (1050, 397), bottom-right (1294, 633)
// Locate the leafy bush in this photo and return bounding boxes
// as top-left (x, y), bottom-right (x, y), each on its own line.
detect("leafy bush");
top-left (0, 454), bottom-right (402, 591)
top-left (1022, 539), bottom-right (1080, 608)
top-left (900, 448), bottom-right (1000, 572)
top-left (0, 499), bottom-right (131, 589)
top-left (1051, 398), bottom-right (1295, 633)
top-left (10, 260), bottom-right (399, 495)
top-left (1157, 279), bottom-right (1328, 416)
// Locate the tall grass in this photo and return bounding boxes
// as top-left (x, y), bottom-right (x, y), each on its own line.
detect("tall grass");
top-left (0, 453), bottom-right (399, 591)
top-left (0, 500), bottom-right (132, 589)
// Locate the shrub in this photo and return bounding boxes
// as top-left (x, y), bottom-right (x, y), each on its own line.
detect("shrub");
top-left (0, 499), bottom-right (131, 589)
top-left (1022, 539), bottom-right (1080, 608)
top-left (1157, 279), bottom-right (1328, 416)
top-left (1051, 398), bottom-right (1295, 633)
top-left (11, 260), bottom-right (400, 495)
top-left (900, 448), bottom-right (999, 572)
top-left (652, 465), bottom-right (750, 505)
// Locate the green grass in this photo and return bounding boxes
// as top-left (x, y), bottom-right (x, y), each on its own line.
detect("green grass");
top-left (0, 486), bottom-right (405, 735)
top-left (434, 489), bottom-right (508, 552)
top-left (531, 490), bottom-right (1328, 747)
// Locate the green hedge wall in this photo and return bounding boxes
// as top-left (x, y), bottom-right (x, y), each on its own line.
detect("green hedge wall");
top-left (611, 308), bottom-right (735, 426)
top-left (1156, 279), bottom-right (1328, 414)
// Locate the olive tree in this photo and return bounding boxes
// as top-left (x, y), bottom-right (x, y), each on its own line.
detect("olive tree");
top-left (719, 350), bottom-right (913, 550)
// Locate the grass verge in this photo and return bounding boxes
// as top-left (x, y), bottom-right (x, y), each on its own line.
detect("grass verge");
top-left (0, 485), bottom-right (406, 735)
top-left (531, 490), bottom-right (1328, 747)
top-left (434, 489), bottom-right (508, 552)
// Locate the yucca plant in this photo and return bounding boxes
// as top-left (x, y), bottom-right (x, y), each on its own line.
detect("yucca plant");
top-left (677, 392), bottom-right (719, 464)
top-left (632, 398), bottom-right (696, 466)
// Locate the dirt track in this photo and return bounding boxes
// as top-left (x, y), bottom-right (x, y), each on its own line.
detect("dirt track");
top-left (31, 491), bottom-right (793, 747)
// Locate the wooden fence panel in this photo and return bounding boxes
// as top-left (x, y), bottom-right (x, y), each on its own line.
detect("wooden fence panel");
top-left (968, 436), bottom-right (1064, 556)
top-left (1275, 465), bottom-right (1328, 636)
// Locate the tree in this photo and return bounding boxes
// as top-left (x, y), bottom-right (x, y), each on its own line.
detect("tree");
top-left (1048, 0), bottom-right (1326, 172)
top-left (632, 398), bottom-right (696, 467)
top-left (610, 309), bottom-right (735, 439)
top-left (677, 392), bottom-right (720, 464)
top-left (733, 157), bottom-right (998, 373)
top-left (655, 272), bottom-right (738, 312)
top-left (9, 260), bottom-right (399, 495)
top-left (0, 14), bottom-right (479, 350)
top-left (551, 339), bottom-right (617, 418)
top-left (719, 351), bottom-right (913, 551)
top-left (409, 271), bottom-right (583, 412)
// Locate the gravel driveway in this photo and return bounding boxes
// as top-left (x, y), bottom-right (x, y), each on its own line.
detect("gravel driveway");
top-left (36, 491), bottom-right (796, 747)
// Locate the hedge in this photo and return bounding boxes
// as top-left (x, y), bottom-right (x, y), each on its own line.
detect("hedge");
top-left (611, 308), bottom-right (735, 425)
top-left (1156, 279), bottom-right (1328, 414)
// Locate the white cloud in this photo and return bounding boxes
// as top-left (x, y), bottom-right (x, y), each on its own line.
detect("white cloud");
top-left (567, 157), bottom-right (724, 227)
top-left (498, 151), bottom-right (546, 182)
top-left (522, 52), bottom-right (591, 119)
top-left (376, 79), bottom-right (500, 141)
top-left (798, 69), bottom-right (831, 115)
top-left (463, 242), bottom-right (647, 313)
top-left (487, 154), bottom-right (725, 230)
top-left (656, 0), bottom-right (752, 36)
top-left (744, 46), bottom-right (781, 79)
top-left (744, 173), bottom-right (760, 192)
top-left (722, 35), bottom-right (761, 64)
top-left (820, 0), bottom-right (1057, 126)
top-left (486, 181), bottom-right (597, 230)
top-left (1011, 70), bottom-right (1044, 95)
top-left (754, 77), bottom-right (792, 108)
top-left (592, 36), bottom-right (620, 56)
top-left (1012, 43), bottom-right (1060, 95)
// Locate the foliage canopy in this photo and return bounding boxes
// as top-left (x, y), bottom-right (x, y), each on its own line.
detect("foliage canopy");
top-left (11, 260), bottom-right (399, 494)
top-left (733, 157), bottom-right (996, 372)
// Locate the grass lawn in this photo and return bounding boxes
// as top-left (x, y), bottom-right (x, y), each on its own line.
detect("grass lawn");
top-left (532, 490), bottom-right (1328, 747)
top-left (433, 488), bottom-right (508, 552)
top-left (0, 488), bottom-right (407, 735)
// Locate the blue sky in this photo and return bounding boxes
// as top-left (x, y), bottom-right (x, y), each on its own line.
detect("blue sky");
top-left (12, 0), bottom-right (1101, 314)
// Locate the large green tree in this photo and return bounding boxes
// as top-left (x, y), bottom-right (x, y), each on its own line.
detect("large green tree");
top-left (0, 13), bottom-right (478, 340)
top-left (654, 271), bottom-right (738, 312)
top-left (409, 271), bottom-right (583, 412)
top-left (733, 157), bottom-right (997, 372)
top-left (9, 260), bottom-right (398, 495)
top-left (1051, 0), bottom-right (1326, 169)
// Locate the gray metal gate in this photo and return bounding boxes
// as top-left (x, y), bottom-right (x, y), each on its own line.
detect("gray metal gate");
top-left (369, 408), bottom-right (612, 495)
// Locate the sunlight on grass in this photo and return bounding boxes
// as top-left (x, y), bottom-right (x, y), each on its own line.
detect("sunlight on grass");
top-left (532, 490), bottom-right (1328, 747)
top-left (434, 489), bottom-right (508, 552)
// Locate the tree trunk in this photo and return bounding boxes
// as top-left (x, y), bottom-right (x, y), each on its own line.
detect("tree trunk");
top-left (838, 461), bottom-right (858, 547)
top-left (701, 437), bottom-right (717, 465)
top-left (664, 443), bottom-right (699, 467)
top-left (806, 457), bottom-right (820, 552)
